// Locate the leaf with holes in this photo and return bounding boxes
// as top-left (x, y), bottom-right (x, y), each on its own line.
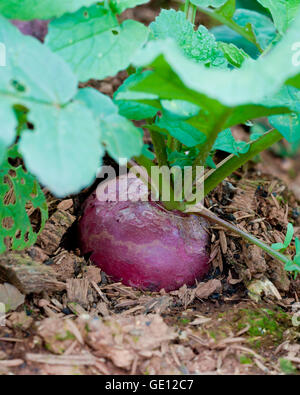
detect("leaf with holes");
top-left (0, 16), bottom-right (105, 197)
top-left (0, 148), bottom-right (48, 253)
top-left (45, 4), bottom-right (149, 82)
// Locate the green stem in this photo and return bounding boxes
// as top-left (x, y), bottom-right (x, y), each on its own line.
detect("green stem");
top-left (195, 5), bottom-right (263, 53)
top-left (171, 137), bottom-right (182, 152)
top-left (204, 129), bottom-right (283, 196)
top-left (134, 154), bottom-right (155, 179)
top-left (192, 109), bottom-right (232, 180)
top-left (185, 0), bottom-right (197, 24)
top-left (186, 205), bottom-right (292, 266)
top-left (149, 130), bottom-right (168, 167)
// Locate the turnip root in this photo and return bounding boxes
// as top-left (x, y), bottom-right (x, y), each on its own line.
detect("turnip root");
top-left (79, 175), bottom-right (210, 292)
top-left (11, 20), bottom-right (49, 41)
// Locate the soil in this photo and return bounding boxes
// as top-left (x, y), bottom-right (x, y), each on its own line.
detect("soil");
top-left (0, 1), bottom-right (299, 376)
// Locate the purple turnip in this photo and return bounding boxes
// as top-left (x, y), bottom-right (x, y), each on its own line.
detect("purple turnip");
top-left (79, 175), bottom-right (210, 292)
top-left (11, 20), bottom-right (49, 41)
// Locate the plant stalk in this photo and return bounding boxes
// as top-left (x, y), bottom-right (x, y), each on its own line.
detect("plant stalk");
top-left (185, 205), bottom-right (292, 266)
top-left (185, 0), bottom-right (197, 24)
top-left (191, 109), bottom-right (232, 181)
top-left (149, 130), bottom-right (168, 168)
top-left (204, 129), bottom-right (283, 196)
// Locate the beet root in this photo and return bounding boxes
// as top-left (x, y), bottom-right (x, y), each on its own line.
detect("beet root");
top-left (78, 175), bottom-right (210, 292)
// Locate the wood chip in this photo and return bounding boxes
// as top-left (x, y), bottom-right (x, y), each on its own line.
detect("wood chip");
top-left (195, 279), bottom-right (222, 299)
top-left (219, 231), bottom-right (228, 254)
top-left (26, 353), bottom-right (96, 366)
top-left (67, 279), bottom-right (89, 307)
top-left (37, 209), bottom-right (76, 255)
top-left (57, 199), bottom-right (73, 211)
top-left (0, 359), bottom-right (24, 367)
top-left (0, 252), bottom-right (65, 294)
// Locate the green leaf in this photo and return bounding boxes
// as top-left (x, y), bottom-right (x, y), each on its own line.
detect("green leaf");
top-left (213, 128), bottom-right (249, 155)
top-left (272, 223), bottom-right (294, 252)
top-left (192, 0), bottom-right (263, 52)
top-left (0, 0), bottom-right (99, 20)
top-left (155, 116), bottom-right (207, 147)
top-left (0, 147), bottom-right (48, 253)
top-left (284, 223), bottom-right (295, 248)
top-left (236, 0), bottom-right (269, 15)
top-left (218, 42), bottom-right (249, 67)
top-left (284, 261), bottom-right (300, 275)
top-left (46, 5), bottom-right (149, 82)
top-left (257, 0), bottom-right (300, 34)
top-left (0, 17), bottom-right (105, 197)
top-left (110, 0), bottom-right (150, 14)
top-left (114, 71), bottom-right (158, 120)
top-left (190, 0), bottom-right (228, 7)
top-left (131, 9), bottom-right (300, 109)
top-left (211, 9), bottom-right (276, 58)
top-left (167, 148), bottom-right (198, 168)
top-left (76, 87), bottom-right (143, 164)
top-left (204, 129), bottom-right (283, 195)
top-left (215, 0), bottom-right (236, 19)
top-left (0, 101), bottom-right (17, 166)
top-left (150, 9), bottom-right (227, 67)
top-left (76, 87), bottom-right (118, 120)
top-left (211, 26), bottom-right (258, 59)
top-left (296, 237), bottom-right (300, 253)
top-left (161, 100), bottom-right (200, 120)
top-left (268, 86), bottom-right (300, 146)
top-left (269, 86), bottom-right (300, 145)
top-left (19, 101), bottom-right (103, 197)
top-left (232, 9), bottom-right (277, 51)
top-left (206, 155), bottom-right (217, 169)
top-left (269, 113), bottom-right (300, 147)
top-left (0, 16), bottom-right (77, 105)
top-left (101, 115), bottom-right (144, 164)
top-left (142, 144), bottom-right (155, 160)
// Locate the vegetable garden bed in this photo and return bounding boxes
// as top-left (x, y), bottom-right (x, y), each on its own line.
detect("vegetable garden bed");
top-left (0, 0), bottom-right (300, 376)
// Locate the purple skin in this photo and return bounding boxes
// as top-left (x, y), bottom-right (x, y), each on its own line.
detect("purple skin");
top-left (11, 20), bottom-right (49, 41)
top-left (79, 175), bottom-right (210, 292)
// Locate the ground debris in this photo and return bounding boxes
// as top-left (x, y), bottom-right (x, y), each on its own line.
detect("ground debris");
top-left (195, 279), bottom-right (222, 300)
top-left (37, 209), bottom-right (76, 255)
top-left (0, 283), bottom-right (24, 312)
top-left (87, 314), bottom-right (177, 370)
top-left (0, 252), bottom-right (65, 294)
top-left (247, 277), bottom-right (282, 302)
top-left (67, 279), bottom-right (90, 308)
